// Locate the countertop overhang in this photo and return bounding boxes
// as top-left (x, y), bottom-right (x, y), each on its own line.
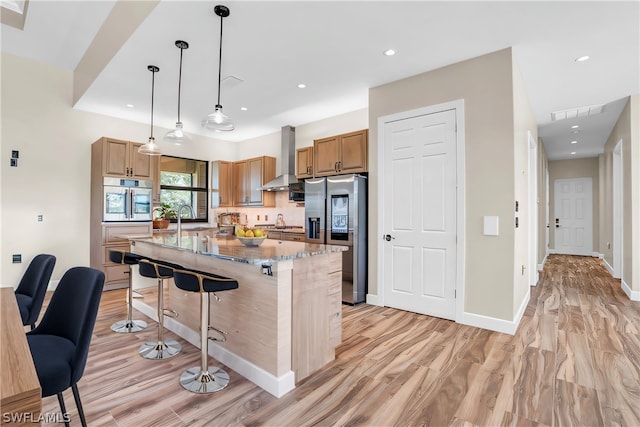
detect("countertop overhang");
top-left (129, 232), bottom-right (347, 264)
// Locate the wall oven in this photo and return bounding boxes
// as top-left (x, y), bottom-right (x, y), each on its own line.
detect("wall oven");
top-left (103, 177), bottom-right (153, 222)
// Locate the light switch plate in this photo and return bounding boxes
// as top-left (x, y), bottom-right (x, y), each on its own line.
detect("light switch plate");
top-left (483, 216), bottom-right (499, 236)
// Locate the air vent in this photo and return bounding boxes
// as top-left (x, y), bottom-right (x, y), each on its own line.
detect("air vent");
top-left (221, 75), bottom-right (244, 88)
top-left (551, 104), bottom-right (604, 121)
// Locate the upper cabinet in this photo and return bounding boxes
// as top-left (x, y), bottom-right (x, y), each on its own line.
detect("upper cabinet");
top-left (313, 129), bottom-right (368, 177)
top-left (296, 147), bottom-right (314, 179)
top-left (211, 160), bottom-right (233, 208)
top-left (233, 156), bottom-right (276, 207)
top-left (98, 137), bottom-right (153, 179)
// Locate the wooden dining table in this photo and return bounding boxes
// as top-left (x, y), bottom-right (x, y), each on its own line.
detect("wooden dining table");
top-left (0, 287), bottom-right (41, 426)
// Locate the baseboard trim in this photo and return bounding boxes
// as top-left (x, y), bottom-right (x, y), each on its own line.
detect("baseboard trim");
top-left (549, 249), bottom-right (557, 254)
top-left (621, 280), bottom-right (640, 301)
top-left (132, 299), bottom-right (295, 397)
top-left (460, 290), bottom-right (530, 336)
top-left (537, 252), bottom-right (548, 271)
top-left (592, 252), bottom-right (601, 257)
top-left (366, 293), bottom-right (381, 306)
top-left (602, 257), bottom-right (615, 277)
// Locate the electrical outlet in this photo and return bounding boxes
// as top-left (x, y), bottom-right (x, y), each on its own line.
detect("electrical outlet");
top-left (257, 214), bottom-right (260, 221)
top-left (265, 214), bottom-right (268, 221)
top-left (10, 158), bottom-right (17, 167)
top-left (37, 214), bottom-right (43, 222)
top-left (12, 254), bottom-right (21, 263)
top-left (607, 242), bottom-right (611, 249)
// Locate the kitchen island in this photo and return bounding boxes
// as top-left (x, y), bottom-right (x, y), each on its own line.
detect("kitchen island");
top-left (128, 233), bottom-right (346, 397)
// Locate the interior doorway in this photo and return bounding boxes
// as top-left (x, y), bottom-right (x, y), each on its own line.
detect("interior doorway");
top-left (554, 177), bottom-right (593, 256)
top-left (378, 100), bottom-right (464, 321)
top-left (528, 132), bottom-right (538, 286)
top-left (613, 140), bottom-right (623, 278)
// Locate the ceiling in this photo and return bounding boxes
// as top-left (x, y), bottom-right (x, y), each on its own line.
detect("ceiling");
top-left (2, 1), bottom-right (638, 160)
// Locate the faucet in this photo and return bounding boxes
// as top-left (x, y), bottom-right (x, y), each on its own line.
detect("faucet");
top-left (177, 204), bottom-right (194, 247)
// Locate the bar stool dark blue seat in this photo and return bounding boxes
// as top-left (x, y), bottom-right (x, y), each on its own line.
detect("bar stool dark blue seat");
top-left (137, 258), bottom-right (183, 359)
top-left (15, 254), bottom-right (56, 330)
top-left (108, 250), bottom-right (148, 333)
top-left (173, 267), bottom-right (238, 393)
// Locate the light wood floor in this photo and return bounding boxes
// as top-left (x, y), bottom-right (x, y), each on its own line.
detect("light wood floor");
top-left (38, 254), bottom-right (640, 426)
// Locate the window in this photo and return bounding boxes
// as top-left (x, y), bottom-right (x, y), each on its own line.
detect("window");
top-left (159, 156), bottom-right (208, 222)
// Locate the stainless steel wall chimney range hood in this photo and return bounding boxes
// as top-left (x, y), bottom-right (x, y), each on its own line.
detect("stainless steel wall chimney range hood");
top-left (259, 125), bottom-right (298, 191)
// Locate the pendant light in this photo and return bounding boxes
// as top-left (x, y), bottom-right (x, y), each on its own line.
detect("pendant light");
top-left (202, 5), bottom-right (234, 131)
top-left (164, 40), bottom-right (191, 144)
top-left (139, 65), bottom-right (162, 156)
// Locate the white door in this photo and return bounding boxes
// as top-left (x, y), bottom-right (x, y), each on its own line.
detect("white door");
top-left (382, 109), bottom-right (457, 320)
top-left (554, 178), bottom-right (593, 256)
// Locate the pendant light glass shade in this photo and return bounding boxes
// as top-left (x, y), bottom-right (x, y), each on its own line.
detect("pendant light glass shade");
top-left (139, 136), bottom-right (162, 155)
top-left (139, 65), bottom-right (162, 156)
top-left (164, 40), bottom-right (191, 144)
top-left (202, 5), bottom-right (234, 132)
top-left (202, 104), bottom-right (234, 131)
top-left (164, 122), bottom-right (190, 144)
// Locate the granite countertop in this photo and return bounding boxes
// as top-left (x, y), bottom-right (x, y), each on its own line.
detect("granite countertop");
top-left (130, 232), bottom-right (346, 264)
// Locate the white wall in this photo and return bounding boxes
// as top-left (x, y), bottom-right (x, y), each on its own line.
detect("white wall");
top-left (369, 48), bottom-right (518, 322)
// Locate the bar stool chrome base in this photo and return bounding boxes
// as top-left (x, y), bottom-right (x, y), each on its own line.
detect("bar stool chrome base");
top-left (110, 319), bottom-right (147, 333)
top-left (180, 366), bottom-right (230, 393)
top-left (139, 339), bottom-right (182, 359)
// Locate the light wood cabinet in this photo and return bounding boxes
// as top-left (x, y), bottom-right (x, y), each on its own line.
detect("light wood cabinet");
top-left (90, 137), bottom-right (155, 291)
top-left (89, 222), bottom-right (151, 291)
top-left (233, 156), bottom-right (276, 207)
top-left (313, 129), bottom-right (368, 177)
top-left (211, 160), bottom-right (233, 208)
top-left (296, 147), bottom-right (314, 178)
top-left (99, 137), bottom-right (153, 179)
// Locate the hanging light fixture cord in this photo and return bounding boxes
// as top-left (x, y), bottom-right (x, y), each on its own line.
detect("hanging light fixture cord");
top-left (216, 9), bottom-right (224, 107)
top-left (177, 42), bottom-right (186, 122)
top-left (149, 65), bottom-right (158, 139)
top-left (178, 48), bottom-right (183, 121)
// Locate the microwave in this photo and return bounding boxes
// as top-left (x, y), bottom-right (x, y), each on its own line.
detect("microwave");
top-left (289, 182), bottom-right (304, 202)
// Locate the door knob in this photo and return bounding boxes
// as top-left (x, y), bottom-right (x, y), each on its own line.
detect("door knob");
top-left (384, 234), bottom-right (395, 241)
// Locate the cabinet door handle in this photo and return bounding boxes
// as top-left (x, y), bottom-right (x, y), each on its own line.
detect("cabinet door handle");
top-left (338, 161), bottom-right (342, 171)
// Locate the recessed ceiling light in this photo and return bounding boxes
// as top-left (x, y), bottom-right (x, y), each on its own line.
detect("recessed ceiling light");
top-left (297, 83), bottom-right (306, 89)
top-left (571, 140), bottom-right (578, 144)
top-left (240, 107), bottom-right (248, 111)
top-left (575, 55), bottom-right (590, 62)
top-left (126, 104), bottom-right (134, 108)
top-left (571, 151), bottom-right (577, 155)
top-left (383, 49), bottom-right (396, 56)
top-left (571, 125), bottom-right (579, 129)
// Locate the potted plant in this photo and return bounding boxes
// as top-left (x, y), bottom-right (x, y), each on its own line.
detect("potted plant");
top-left (152, 203), bottom-right (176, 229)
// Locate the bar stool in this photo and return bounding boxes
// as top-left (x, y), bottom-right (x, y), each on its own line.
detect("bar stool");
top-left (173, 268), bottom-right (238, 393)
top-left (109, 250), bottom-right (148, 333)
top-left (137, 259), bottom-right (183, 359)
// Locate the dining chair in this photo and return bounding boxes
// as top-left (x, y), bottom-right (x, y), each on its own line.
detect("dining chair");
top-left (26, 266), bottom-right (104, 427)
top-left (15, 254), bottom-right (56, 329)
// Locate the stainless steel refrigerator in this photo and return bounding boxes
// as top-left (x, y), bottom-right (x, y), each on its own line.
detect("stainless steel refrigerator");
top-left (305, 174), bottom-right (367, 304)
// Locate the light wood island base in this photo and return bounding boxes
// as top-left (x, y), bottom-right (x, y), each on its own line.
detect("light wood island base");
top-left (129, 239), bottom-right (343, 397)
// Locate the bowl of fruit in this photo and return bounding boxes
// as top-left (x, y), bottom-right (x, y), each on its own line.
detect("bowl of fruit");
top-left (235, 226), bottom-right (267, 246)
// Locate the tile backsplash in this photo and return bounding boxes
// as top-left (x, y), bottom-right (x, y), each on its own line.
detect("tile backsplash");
top-left (213, 192), bottom-right (305, 228)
